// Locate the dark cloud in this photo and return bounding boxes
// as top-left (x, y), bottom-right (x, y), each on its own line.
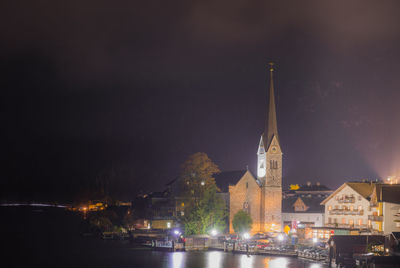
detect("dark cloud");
top-left (1, 0), bottom-right (400, 200)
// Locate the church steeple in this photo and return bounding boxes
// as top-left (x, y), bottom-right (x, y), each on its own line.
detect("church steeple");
top-left (264, 62), bottom-right (279, 149)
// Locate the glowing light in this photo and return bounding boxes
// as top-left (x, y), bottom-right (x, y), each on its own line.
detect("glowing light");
top-left (167, 222), bottom-right (171, 228)
top-left (243, 233), bottom-right (250, 239)
top-left (211, 229), bottom-right (218, 236)
top-left (277, 234), bottom-right (284, 241)
top-left (201, 181), bottom-right (205, 186)
top-left (147, 223), bottom-right (151, 229)
top-left (174, 230), bottom-right (180, 235)
top-left (313, 237), bottom-right (318, 243)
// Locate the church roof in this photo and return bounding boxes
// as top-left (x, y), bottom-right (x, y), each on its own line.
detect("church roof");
top-left (264, 63), bottom-right (279, 149)
top-left (214, 170), bottom-right (249, 192)
top-left (282, 195), bottom-right (326, 213)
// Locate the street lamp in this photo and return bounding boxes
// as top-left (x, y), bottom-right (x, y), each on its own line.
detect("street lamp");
top-left (211, 229), bottom-right (218, 236)
top-left (243, 233), bottom-right (250, 239)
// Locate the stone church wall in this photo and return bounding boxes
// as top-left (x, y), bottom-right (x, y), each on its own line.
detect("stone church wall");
top-left (229, 171), bottom-right (262, 234)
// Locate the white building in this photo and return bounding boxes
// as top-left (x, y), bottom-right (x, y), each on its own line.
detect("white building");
top-left (321, 182), bottom-right (400, 234)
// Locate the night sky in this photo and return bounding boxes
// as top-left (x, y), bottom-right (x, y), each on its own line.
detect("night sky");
top-left (1, 1), bottom-right (400, 201)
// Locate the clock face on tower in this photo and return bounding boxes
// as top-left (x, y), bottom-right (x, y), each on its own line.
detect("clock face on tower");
top-left (271, 146), bottom-right (277, 153)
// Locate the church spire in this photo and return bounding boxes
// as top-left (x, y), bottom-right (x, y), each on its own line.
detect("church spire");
top-left (264, 62), bottom-right (279, 149)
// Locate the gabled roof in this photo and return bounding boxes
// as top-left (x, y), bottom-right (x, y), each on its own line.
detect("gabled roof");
top-left (283, 195), bottom-right (325, 213)
top-left (321, 182), bottom-right (375, 205)
top-left (214, 170), bottom-right (248, 192)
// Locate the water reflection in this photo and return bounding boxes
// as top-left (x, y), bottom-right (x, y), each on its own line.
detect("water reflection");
top-left (240, 254), bottom-right (254, 268)
top-left (208, 251), bottom-right (222, 268)
top-left (268, 257), bottom-right (288, 267)
top-left (168, 250), bottom-right (327, 268)
top-left (171, 252), bottom-right (184, 268)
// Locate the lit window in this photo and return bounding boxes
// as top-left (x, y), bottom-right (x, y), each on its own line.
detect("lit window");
top-left (342, 218), bottom-right (346, 224)
top-left (328, 206), bottom-right (332, 211)
top-left (167, 222), bottom-right (171, 228)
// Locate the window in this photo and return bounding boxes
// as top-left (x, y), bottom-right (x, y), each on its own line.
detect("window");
top-left (358, 196), bottom-right (362, 201)
top-left (358, 205), bottom-right (362, 211)
top-left (342, 218), bottom-right (346, 224)
top-left (246, 182), bottom-right (248, 189)
top-left (328, 206), bottom-right (332, 211)
top-left (358, 219), bottom-right (363, 225)
top-left (349, 219), bottom-right (354, 226)
top-left (350, 206), bottom-right (354, 211)
top-left (328, 218), bottom-right (332, 224)
top-left (270, 160), bottom-right (278, 169)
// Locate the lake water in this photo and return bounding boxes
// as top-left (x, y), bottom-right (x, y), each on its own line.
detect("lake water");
top-left (1, 206), bottom-right (327, 268)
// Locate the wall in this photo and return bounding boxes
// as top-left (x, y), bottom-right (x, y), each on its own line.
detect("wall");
top-left (282, 212), bottom-right (324, 227)
top-left (383, 202), bottom-right (400, 234)
top-left (229, 171), bottom-right (261, 234)
top-left (324, 185), bottom-right (370, 228)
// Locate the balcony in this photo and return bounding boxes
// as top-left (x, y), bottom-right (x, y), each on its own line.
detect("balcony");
top-left (324, 223), bottom-right (369, 229)
top-left (329, 209), bottom-right (364, 216)
top-left (338, 197), bottom-right (356, 203)
top-left (368, 215), bottom-right (383, 222)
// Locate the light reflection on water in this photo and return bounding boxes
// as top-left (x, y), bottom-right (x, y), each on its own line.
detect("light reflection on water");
top-left (172, 252), bottom-right (184, 268)
top-left (169, 251), bottom-right (327, 268)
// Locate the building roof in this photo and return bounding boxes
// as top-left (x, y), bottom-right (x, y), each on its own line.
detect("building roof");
top-left (214, 170), bottom-right (248, 192)
top-left (374, 184), bottom-right (400, 204)
top-left (321, 182), bottom-right (376, 205)
top-left (282, 195), bottom-right (326, 213)
top-left (296, 183), bottom-right (331, 192)
top-left (346, 182), bottom-right (376, 198)
top-left (322, 182), bottom-right (400, 205)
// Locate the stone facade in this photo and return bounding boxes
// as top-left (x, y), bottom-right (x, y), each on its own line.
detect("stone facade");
top-left (229, 171), bottom-right (262, 233)
top-left (263, 135), bottom-right (282, 232)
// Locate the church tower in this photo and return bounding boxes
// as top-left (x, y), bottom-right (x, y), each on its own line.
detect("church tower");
top-left (257, 63), bottom-right (282, 232)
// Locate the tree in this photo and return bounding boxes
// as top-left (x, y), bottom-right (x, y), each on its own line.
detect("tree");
top-left (179, 153), bottom-right (226, 235)
top-left (183, 185), bottom-right (227, 235)
top-left (180, 152), bottom-right (220, 204)
top-left (232, 210), bottom-right (253, 234)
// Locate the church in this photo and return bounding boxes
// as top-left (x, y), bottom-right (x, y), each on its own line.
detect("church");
top-left (223, 64), bottom-right (283, 234)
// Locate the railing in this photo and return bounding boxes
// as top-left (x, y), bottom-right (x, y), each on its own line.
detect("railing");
top-left (329, 209), bottom-right (364, 216)
top-left (368, 215), bottom-right (383, 222)
top-left (338, 197), bottom-right (355, 203)
top-left (324, 223), bottom-right (369, 229)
